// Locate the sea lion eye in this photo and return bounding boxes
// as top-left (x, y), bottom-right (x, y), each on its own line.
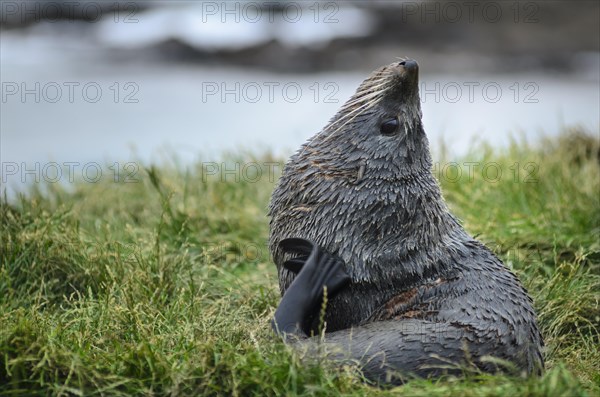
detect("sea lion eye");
top-left (380, 117), bottom-right (399, 135)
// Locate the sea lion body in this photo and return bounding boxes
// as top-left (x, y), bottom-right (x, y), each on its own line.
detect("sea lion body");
top-left (269, 60), bottom-right (543, 382)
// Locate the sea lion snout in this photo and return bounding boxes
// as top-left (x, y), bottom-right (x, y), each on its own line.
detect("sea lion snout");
top-left (398, 59), bottom-right (418, 72)
top-left (396, 59), bottom-right (419, 84)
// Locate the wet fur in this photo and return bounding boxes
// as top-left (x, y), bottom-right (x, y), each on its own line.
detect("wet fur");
top-left (268, 61), bottom-right (543, 383)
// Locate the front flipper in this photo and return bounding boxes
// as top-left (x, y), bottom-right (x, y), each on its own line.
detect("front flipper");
top-left (272, 238), bottom-right (350, 338)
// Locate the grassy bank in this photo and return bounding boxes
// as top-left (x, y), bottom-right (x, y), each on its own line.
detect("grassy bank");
top-left (1, 129), bottom-right (599, 396)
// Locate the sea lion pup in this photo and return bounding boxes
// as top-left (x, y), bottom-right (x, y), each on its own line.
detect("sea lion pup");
top-left (268, 60), bottom-right (544, 385)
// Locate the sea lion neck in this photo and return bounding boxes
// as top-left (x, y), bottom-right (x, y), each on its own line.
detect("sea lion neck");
top-left (269, 60), bottom-right (467, 282)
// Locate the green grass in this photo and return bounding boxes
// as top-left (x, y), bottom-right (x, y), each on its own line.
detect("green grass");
top-left (1, 128), bottom-right (599, 396)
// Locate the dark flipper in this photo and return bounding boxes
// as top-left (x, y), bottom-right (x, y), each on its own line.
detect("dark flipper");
top-left (283, 255), bottom-right (309, 274)
top-left (272, 238), bottom-right (350, 338)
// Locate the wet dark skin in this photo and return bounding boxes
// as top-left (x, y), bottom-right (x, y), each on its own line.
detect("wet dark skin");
top-left (271, 238), bottom-right (350, 338)
top-left (270, 60), bottom-right (543, 385)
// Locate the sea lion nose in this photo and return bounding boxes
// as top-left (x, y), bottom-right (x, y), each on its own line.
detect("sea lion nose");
top-left (399, 60), bottom-right (418, 73)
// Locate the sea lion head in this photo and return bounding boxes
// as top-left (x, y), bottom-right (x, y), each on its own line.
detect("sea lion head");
top-left (303, 59), bottom-right (430, 180)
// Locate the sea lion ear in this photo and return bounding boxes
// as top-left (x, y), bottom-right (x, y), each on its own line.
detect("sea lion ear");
top-left (279, 238), bottom-right (314, 255)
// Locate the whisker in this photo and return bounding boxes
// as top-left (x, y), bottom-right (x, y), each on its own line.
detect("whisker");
top-left (322, 91), bottom-right (389, 140)
top-left (297, 65), bottom-right (395, 157)
top-left (350, 81), bottom-right (390, 96)
top-left (329, 93), bottom-right (385, 130)
top-left (340, 91), bottom-right (386, 111)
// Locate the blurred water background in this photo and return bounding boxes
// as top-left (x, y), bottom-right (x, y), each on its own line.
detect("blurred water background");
top-left (1, 1), bottom-right (598, 194)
